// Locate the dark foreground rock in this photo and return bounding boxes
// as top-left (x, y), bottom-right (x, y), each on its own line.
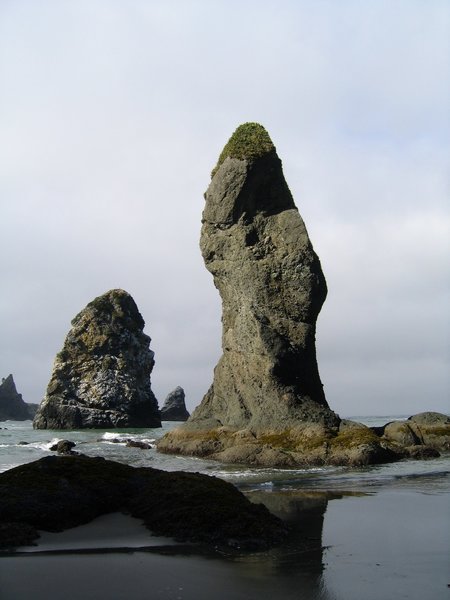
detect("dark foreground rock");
top-left (33, 289), bottom-right (161, 430)
top-left (0, 455), bottom-right (285, 551)
top-left (160, 387), bottom-right (190, 421)
top-left (158, 413), bottom-right (449, 468)
top-left (0, 375), bottom-right (35, 421)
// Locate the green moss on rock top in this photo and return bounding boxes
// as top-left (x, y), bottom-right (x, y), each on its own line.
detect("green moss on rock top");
top-left (212, 122), bottom-right (275, 177)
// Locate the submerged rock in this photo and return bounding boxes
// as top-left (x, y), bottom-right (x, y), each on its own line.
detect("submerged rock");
top-left (49, 440), bottom-right (77, 455)
top-left (0, 375), bottom-right (34, 421)
top-left (160, 386), bottom-right (190, 421)
top-left (33, 289), bottom-right (161, 430)
top-left (0, 455), bottom-right (286, 550)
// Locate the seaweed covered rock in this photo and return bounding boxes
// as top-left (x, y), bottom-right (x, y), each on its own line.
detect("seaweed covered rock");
top-left (0, 455), bottom-right (285, 550)
top-left (0, 375), bottom-right (35, 421)
top-left (33, 289), bottom-right (161, 429)
top-left (160, 387), bottom-right (190, 421)
top-left (382, 412), bottom-right (450, 453)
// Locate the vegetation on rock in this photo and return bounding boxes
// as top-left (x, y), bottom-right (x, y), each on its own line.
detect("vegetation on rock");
top-left (211, 122), bottom-right (275, 177)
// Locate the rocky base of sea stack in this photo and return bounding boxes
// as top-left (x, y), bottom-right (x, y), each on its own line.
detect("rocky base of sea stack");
top-left (0, 455), bottom-right (285, 551)
top-left (157, 412), bottom-right (450, 467)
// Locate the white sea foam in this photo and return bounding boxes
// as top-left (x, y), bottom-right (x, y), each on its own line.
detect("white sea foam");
top-left (0, 463), bottom-right (18, 473)
top-left (102, 432), bottom-right (121, 440)
top-left (100, 432), bottom-right (156, 447)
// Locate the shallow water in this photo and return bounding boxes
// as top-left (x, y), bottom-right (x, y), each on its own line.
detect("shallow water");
top-left (0, 417), bottom-right (449, 600)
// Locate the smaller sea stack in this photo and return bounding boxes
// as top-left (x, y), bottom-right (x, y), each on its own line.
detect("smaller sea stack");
top-left (0, 375), bottom-right (35, 421)
top-left (33, 289), bottom-right (161, 429)
top-left (161, 387), bottom-right (190, 421)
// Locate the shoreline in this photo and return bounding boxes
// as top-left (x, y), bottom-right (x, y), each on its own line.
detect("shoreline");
top-left (0, 487), bottom-right (448, 600)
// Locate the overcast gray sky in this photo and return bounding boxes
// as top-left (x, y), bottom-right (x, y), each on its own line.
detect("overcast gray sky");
top-left (1, 0), bottom-right (449, 417)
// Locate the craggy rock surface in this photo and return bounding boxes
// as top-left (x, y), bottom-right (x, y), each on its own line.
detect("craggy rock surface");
top-left (158, 124), bottom-right (449, 468)
top-left (161, 387), bottom-right (190, 421)
top-left (33, 289), bottom-right (161, 429)
top-left (0, 455), bottom-right (285, 551)
top-left (194, 123), bottom-right (336, 430)
top-left (0, 375), bottom-right (36, 421)
top-left (159, 413), bottom-right (449, 468)
top-left (160, 122), bottom-right (342, 464)
top-left (380, 412), bottom-right (450, 453)
top-left (160, 123), bottom-right (339, 465)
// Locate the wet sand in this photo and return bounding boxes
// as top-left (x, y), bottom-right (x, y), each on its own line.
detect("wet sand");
top-left (0, 489), bottom-right (448, 600)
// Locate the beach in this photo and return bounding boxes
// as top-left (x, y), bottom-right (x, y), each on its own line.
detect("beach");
top-left (0, 419), bottom-right (449, 599)
top-left (1, 486), bottom-right (449, 599)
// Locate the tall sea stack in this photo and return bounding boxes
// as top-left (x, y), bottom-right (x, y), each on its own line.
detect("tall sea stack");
top-left (193, 122), bottom-right (335, 429)
top-left (158, 123), bottom-right (345, 465)
top-left (33, 289), bottom-right (161, 429)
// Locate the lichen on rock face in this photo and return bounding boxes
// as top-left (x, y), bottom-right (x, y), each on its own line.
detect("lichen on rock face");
top-left (33, 289), bottom-right (161, 430)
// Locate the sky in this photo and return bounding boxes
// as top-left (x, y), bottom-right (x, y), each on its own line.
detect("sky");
top-left (1, 0), bottom-right (449, 418)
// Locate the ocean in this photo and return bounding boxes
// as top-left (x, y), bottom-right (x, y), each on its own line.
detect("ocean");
top-left (1, 416), bottom-right (449, 600)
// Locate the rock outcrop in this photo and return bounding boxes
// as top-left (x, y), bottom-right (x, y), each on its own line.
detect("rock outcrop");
top-left (381, 412), bottom-right (450, 453)
top-left (159, 123), bottom-right (345, 464)
top-left (0, 455), bottom-right (286, 550)
top-left (0, 375), bottom-right (35, 421)
top-left (49, 440), bottom-right (77, 455)
top-left (158, 124), bottom-right (450, 468)
top-left (161, 386), bottom-right (190, 421)
top-left (195, 123), bottom-right (335, 430)
top-left (33, 289), bottom-right (161, 429)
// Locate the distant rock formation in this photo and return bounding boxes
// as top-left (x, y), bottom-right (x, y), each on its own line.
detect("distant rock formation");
top-left (0, 375), bottom-right (35, 421)
top-left (161, 387), bottom-right (190, 421)
top-left (26, 403), bottom-right (39, 418)
top-left (33, 289), bottom-right (161, 429)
